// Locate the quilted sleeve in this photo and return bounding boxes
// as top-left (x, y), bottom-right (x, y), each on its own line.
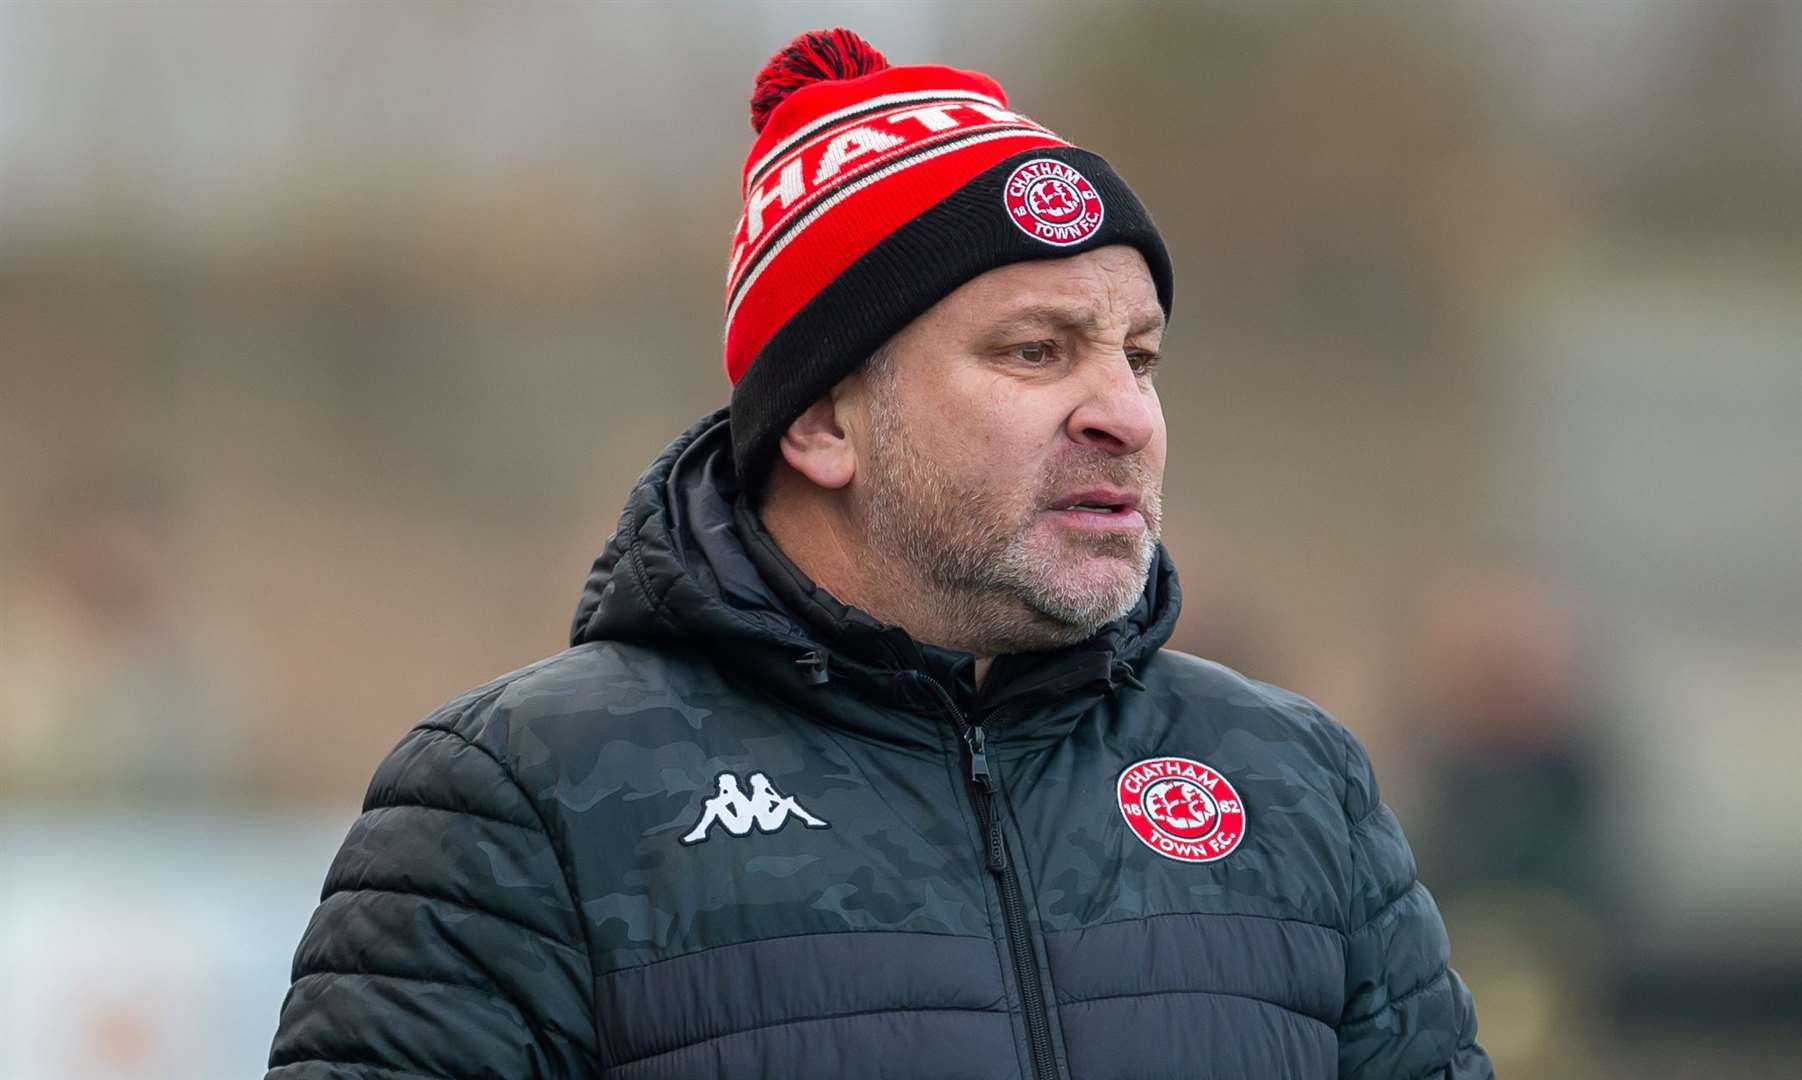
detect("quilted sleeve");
top-left (267, 719), bottom-right (601, 1079)
top-left (1335, 727), bottom-right (1493, 1080)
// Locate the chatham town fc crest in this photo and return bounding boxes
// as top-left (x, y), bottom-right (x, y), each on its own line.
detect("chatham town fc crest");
top-left (1116, 756), bottom-right (1247, 863)
top-left (680, 771), bottom-right (830, 845)
top-left (1003, 158), bottom-right (1105, 247)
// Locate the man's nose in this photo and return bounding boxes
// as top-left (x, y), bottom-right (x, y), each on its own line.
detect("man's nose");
top-left (1066, 351), bottom-right (1157, 456)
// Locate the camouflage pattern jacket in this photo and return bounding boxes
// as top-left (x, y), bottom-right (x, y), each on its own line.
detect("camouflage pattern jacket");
top-left (268, 410), bottom-right (1492, 1079)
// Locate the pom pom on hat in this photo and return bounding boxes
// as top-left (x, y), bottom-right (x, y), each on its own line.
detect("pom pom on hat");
top-left (749, 28), bottom-right (890, 133)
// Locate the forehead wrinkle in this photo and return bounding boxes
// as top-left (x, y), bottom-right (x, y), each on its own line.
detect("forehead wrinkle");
top-left (984, 303), bottom-right (1098, 338)
top-left (984, 301), bottom-right (1163, 341)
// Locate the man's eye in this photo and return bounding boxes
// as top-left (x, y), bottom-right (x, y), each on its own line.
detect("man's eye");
top-left (1128, 350), bottom-right (1162, 376)
top-left (1012, 341), bottom-right (1053, 364)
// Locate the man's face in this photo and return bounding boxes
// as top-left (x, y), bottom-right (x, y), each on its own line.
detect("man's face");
top-left (849, 244), bottom-right (1167, 653)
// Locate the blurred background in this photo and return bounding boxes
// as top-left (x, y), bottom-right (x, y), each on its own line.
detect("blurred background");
top-left (2, 2), bottom-right (1798, 1076)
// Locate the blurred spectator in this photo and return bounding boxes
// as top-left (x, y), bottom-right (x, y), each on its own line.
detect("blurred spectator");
top-left (1408, 567), bottom-right (1614, 1077)
top-left (1, 474), bottom-right (242, 802)
top-left (1412, 568), bottom-right (1609, 904)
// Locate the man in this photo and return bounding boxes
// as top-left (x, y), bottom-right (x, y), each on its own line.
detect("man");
top-left (268, 29), bottom-right (1490, 1079)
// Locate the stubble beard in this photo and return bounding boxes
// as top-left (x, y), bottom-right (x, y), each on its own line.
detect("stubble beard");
top-left (858, 396), bottom-right (1162, 657)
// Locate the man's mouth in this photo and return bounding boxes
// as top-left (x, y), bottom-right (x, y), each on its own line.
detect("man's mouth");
top-left (1050, 488), bottom-right (1141, 515)
top-left (1047, 487), bottom-right (1146, 532)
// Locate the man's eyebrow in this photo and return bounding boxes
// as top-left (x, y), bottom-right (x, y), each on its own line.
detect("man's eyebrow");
top-left (1128, 312), bottom-right (1168, 338)
top-left (985, 304), bottom-right (1167, 338)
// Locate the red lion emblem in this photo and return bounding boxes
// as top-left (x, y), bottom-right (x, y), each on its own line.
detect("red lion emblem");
top-left (1116, 757), bottom-right (1248, 864)
top-left (1002, 159), bottom-right (1104, 247)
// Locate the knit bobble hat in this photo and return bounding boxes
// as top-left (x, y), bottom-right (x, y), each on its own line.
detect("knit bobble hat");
top-left (724, 28), bottom-right (1173, 487)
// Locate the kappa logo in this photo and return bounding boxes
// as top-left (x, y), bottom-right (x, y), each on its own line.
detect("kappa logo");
top-left (680, 771), bottom-right (830, 845)
top-left (1003, 158), bottom-right (1105, 247)
top-left (1116, 756), bottom-right (1247, 864)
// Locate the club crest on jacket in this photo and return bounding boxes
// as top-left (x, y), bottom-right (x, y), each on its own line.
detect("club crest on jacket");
top-left (1117, 756), bottom-right (1247, 863)
top-left (680, 770), bottom-right (830, 844)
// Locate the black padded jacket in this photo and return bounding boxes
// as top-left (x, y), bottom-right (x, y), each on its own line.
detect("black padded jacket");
top-left (266, 410), bottom-right (1491, 1079)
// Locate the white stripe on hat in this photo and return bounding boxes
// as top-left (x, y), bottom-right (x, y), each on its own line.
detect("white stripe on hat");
top-left (744, 88), bottom-right (1006, 195)
top-left (723, 125), bottom-right (1065, 339)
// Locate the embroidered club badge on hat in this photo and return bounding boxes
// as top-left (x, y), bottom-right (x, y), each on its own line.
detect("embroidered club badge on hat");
top-left (1117, 756), bottom-right (1247, 863)
top-left (1003, 158), bottom-right (1105, 246)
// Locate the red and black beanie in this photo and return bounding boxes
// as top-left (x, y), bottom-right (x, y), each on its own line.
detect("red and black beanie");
top-left (725, 28), bottom-right (1174, 486)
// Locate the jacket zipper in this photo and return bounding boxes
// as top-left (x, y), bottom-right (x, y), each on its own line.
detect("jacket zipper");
top-left (910, 675), bottom-right (1059, 1080)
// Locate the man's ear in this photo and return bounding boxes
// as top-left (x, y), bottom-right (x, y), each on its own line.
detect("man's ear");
top-left (778, 391), bottom-right (858, 490)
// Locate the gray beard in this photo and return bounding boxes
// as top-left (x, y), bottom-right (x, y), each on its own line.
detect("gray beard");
top-left (858, 401), bottom-right (1160, 656)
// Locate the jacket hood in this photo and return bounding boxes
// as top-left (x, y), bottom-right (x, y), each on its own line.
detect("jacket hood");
top-left (570, 409), bottom-right (1182, 719)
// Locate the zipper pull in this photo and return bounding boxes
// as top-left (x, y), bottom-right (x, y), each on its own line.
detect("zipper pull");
top-left (966, 726), bottom-right (1009, 872)
top-left (967, 725), bottom-right (993, 789)
top-left (795, 649), bottom-right (830, 686)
